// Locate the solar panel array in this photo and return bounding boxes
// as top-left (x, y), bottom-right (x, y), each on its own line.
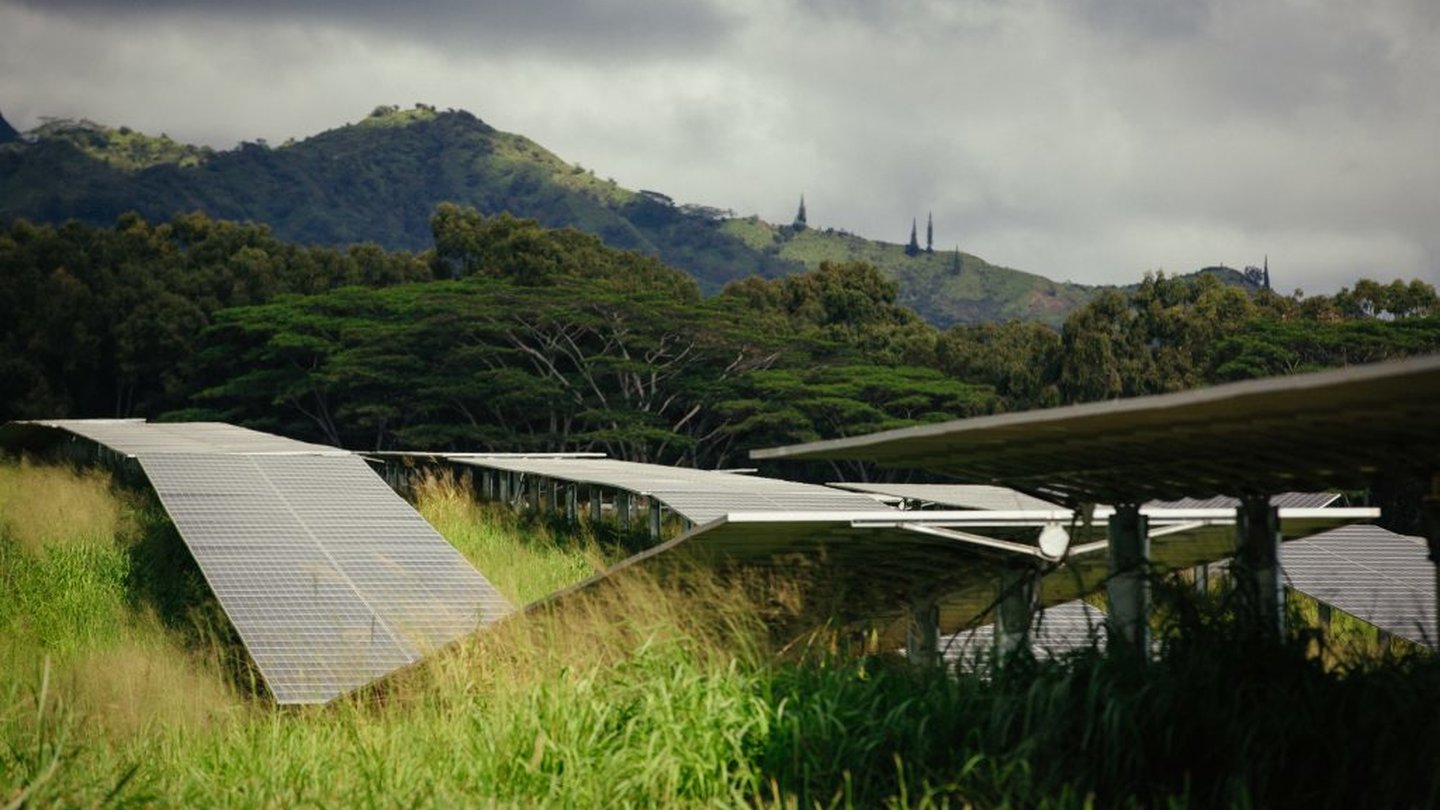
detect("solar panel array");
top-left (12, 420), bottom-right (510, 704)
top-left (1282, 524), bottom-right (1436, 648)
top-left (941, 600), bottom-right (1108, 664)
top-left (552, 507), bottom-right (1376, 647)
top-left (1149, 492), bottom-right (1343, 510)
top-left (451, 456), bottom-right (884, 525)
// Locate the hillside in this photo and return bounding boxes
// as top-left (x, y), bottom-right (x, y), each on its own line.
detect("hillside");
top-left (0, 104), bottom-right (1098, 325)
top-left (723, 217), bottom-right (1097, 325)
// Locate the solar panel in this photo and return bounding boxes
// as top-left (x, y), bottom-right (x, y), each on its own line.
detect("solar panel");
top-left (446, 456), bottom-right (885, 524)
top-left (1148, 492), bottom-right (1343, 510)
top-left (2, 420), bottom-right (510, 704)
top-left (20, 419), bottom-right (337, 455)
top-left (1281, 524), bottom-right (1436, 648)
top-left (133, 452), bottom-right (510, 703)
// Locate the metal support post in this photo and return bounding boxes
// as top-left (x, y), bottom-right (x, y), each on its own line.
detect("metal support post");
top-left (565, 484), bottom-right (578, 524)
top-left (905, 593), bottom-right (941, 669)
top-left (1235, 495), bottom-right (1284, 637)
top-left (1107, 503), bottom-right (1150, 651)
top-left (616, 492), bottom-right (631, 530)
top-left (589, 486), bottom-right (603, 523)
top-left (1194, 563), bottom-right (1210, 595)
top-left (1422, 474), bottom-right (1440, 648)
top-left (498, 471), bottom-right (511, 505)
top-left (994, 567), bottom-right (1038, 658)
top-left (649, 500), bottom-right (663, 542)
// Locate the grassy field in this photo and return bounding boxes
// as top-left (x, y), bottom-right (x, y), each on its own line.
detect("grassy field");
top-left (3, 459), bottom-right (1439, 808)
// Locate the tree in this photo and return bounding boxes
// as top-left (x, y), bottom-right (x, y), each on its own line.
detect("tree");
top-left (925, 212), bottom-right (934, 254)
top-left (905, 219), bottom-right (920, 257)
top-left (793, 195), bottom-right (807, 230)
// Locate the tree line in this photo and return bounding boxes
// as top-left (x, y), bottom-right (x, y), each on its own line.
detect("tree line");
top-left (2, 205), bottom-right (1436, 473)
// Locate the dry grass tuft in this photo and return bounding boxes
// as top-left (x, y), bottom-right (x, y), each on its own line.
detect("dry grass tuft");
top-left (0, 460), bottom-right (128, 554)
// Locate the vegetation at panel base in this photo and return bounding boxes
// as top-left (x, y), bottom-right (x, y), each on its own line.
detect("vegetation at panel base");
top-left (6, 458), bottom-right (1440, 808)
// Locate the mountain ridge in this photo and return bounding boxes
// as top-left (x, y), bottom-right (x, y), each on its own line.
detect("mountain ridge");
top-left (0, 104), bottom-right (1114, 325)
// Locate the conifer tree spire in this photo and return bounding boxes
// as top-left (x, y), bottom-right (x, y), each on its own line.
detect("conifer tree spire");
top-left (905, 218), bottom-right (920, 256)
top-left (793, 195), bottom-right (807, 230)
top-left (926, 212), bottom-right (934, 253)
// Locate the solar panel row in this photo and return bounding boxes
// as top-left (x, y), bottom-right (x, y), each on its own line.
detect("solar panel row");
top-left (7, 420), bottom-right (510, 704)
top-left (447, 456), bottom-right (884, 525)
top-left (1282, 524), bottom-right (1435, 647)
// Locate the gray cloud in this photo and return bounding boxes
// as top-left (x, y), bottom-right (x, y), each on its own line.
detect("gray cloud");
top-left (11, 0), bottom-right (740, 60)
top-left (1, 0), bottom-right (1435, 293)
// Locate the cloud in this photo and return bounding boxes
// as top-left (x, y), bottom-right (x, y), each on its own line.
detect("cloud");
top-left (9, 0), bottom-right (741, 60)
top-left (0, 0), bottom-right (1435, 293)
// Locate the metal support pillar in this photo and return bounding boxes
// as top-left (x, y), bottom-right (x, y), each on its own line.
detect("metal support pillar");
top-left (1235, 495), bottom-right (1284, 637)
top-left (648, 500), bottom-right (663, 542)
top-left (565, 484), bottom-right (578, 524)
top-left (1422, 474), bottom-right (1440, 647)
top-left (616, 492), bottom-right (631, 530)
top-left (1194, 563), bottom-right (1209, 595)
top-left (994, 567), bottom-right (1038, 658)
top-left (905, 593), bottom-right (941, 669)
top-left (498, 471), bottom-right (511, 505)
top-left (1107, 504), bottom-right (1150, 651)
top-left (589, 486), bottom-right (603, 523)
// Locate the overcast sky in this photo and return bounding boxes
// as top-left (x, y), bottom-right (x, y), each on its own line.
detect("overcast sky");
top-left (2, 0), bottom-right (1436, 292)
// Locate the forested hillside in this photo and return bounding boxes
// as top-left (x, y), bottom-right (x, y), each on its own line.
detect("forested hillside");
top-left (2, 209), bottom-right (1436, 471)
top-left (0, 105), bottom-right (1095, 325)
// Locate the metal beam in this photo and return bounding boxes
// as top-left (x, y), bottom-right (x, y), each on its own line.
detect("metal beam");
top-left (1107, 504), bottom-right (1150, 651)
top-left (1235, 495), bottom-right (1284, 636)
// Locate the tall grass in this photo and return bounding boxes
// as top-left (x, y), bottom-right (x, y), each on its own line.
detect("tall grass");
top-left (3, 457), bottom-right (1439, 808)
top-left (411, 471), bottom-right (608, 604)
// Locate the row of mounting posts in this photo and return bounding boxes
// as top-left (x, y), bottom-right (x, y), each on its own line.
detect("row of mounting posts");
top-left (906, 494), bottom-right (1295, 665)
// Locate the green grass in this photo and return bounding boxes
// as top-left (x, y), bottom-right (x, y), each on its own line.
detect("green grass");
top-left (3, 458), bottom-right (1439, 808)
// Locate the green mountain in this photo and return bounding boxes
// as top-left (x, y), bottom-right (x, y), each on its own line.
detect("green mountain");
top-left (0, 104), bottom-right (1100, 325)
top-left (0, 111), bottom-right (19, 144)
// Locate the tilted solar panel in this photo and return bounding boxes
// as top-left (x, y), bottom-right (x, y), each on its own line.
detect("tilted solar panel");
top-left (1282, 524), bottom-right (1435, 648)
top-left (138, 452), bottom-right (510, 703)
